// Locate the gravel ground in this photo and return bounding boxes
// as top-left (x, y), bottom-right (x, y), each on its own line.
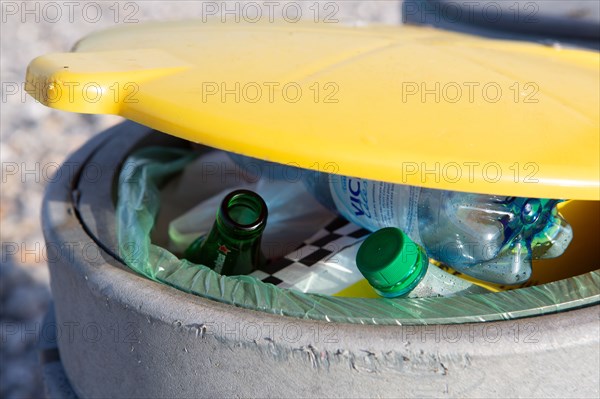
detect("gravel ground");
top-left (1, 1), bottom-right (597, 398)
top-left (0, 2), bottom-right (401, 398)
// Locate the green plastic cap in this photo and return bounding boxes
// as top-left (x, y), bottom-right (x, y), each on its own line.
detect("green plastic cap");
top-left (356, 227), bottom-right (428, 297)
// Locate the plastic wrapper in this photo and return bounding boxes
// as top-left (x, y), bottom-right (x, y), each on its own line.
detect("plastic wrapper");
top-left (117, 147), bottom-right (600, 325)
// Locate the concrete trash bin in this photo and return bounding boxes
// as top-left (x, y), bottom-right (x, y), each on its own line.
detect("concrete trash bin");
top-left (28, 19), bottom-right (599, 399)
top-left (41, 121), bottom-right (599, 398)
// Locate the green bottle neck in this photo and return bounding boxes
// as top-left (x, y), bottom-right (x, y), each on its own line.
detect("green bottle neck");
top-left (184, 189), bottom-right (268, 276)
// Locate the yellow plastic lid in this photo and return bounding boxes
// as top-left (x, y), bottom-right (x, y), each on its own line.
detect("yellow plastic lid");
top-left (25, 21), bottom-right (599, 200)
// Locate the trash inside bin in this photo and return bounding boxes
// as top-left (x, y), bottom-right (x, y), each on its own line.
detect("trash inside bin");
top-left (116, 146), bottom-right (599, 325)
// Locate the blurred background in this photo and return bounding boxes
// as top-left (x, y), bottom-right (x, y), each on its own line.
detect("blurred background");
top-left (1, 1), bottom-right (598, 398)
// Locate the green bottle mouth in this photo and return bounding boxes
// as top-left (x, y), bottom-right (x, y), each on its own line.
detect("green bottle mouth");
top-left (219, 189), bottom-right (268, 234)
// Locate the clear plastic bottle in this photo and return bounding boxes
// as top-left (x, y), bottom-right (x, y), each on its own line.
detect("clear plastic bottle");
top-left (355, 227), bottom-right (490, 298)
top-left (324, 175), bottom-right (572, 285)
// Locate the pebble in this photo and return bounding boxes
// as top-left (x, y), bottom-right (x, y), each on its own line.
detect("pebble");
top-left (0, 260), bottom-right (49, 399)
top-left (3, 286), bottom-right (50, 321)
top-left (1, 359), bottom-right (37, 397)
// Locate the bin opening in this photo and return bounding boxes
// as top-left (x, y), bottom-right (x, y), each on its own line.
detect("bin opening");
top-left (117, 146), bottom-right (599, 325)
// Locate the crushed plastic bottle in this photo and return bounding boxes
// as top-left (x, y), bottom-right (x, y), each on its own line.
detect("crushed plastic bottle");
top-left (327, 176), bottom-right (572, 285)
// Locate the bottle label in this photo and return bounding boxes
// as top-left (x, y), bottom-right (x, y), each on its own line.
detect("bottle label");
top-left (329, 176), bottom-right (421, 242)
top-left (213, 244), bottom-right (232, 274)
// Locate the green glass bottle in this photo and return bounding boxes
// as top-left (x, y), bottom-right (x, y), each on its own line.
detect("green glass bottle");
top-left (184, 189), bottom-right (268, 276)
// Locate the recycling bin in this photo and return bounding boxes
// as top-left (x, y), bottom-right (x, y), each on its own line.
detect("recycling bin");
top-left (29, 21), bottom-right (599, 398)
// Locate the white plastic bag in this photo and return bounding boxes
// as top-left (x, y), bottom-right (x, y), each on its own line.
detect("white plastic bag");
top-left (168, 151), bottom-right (336, 259)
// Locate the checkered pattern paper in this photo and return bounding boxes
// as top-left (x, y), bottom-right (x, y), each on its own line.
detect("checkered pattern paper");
top-left (250, 217), bottom-right (371, 295)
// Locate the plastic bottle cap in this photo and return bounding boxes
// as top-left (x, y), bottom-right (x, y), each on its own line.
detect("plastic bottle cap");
top-left (356, 227), bottom-right (428, 297)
